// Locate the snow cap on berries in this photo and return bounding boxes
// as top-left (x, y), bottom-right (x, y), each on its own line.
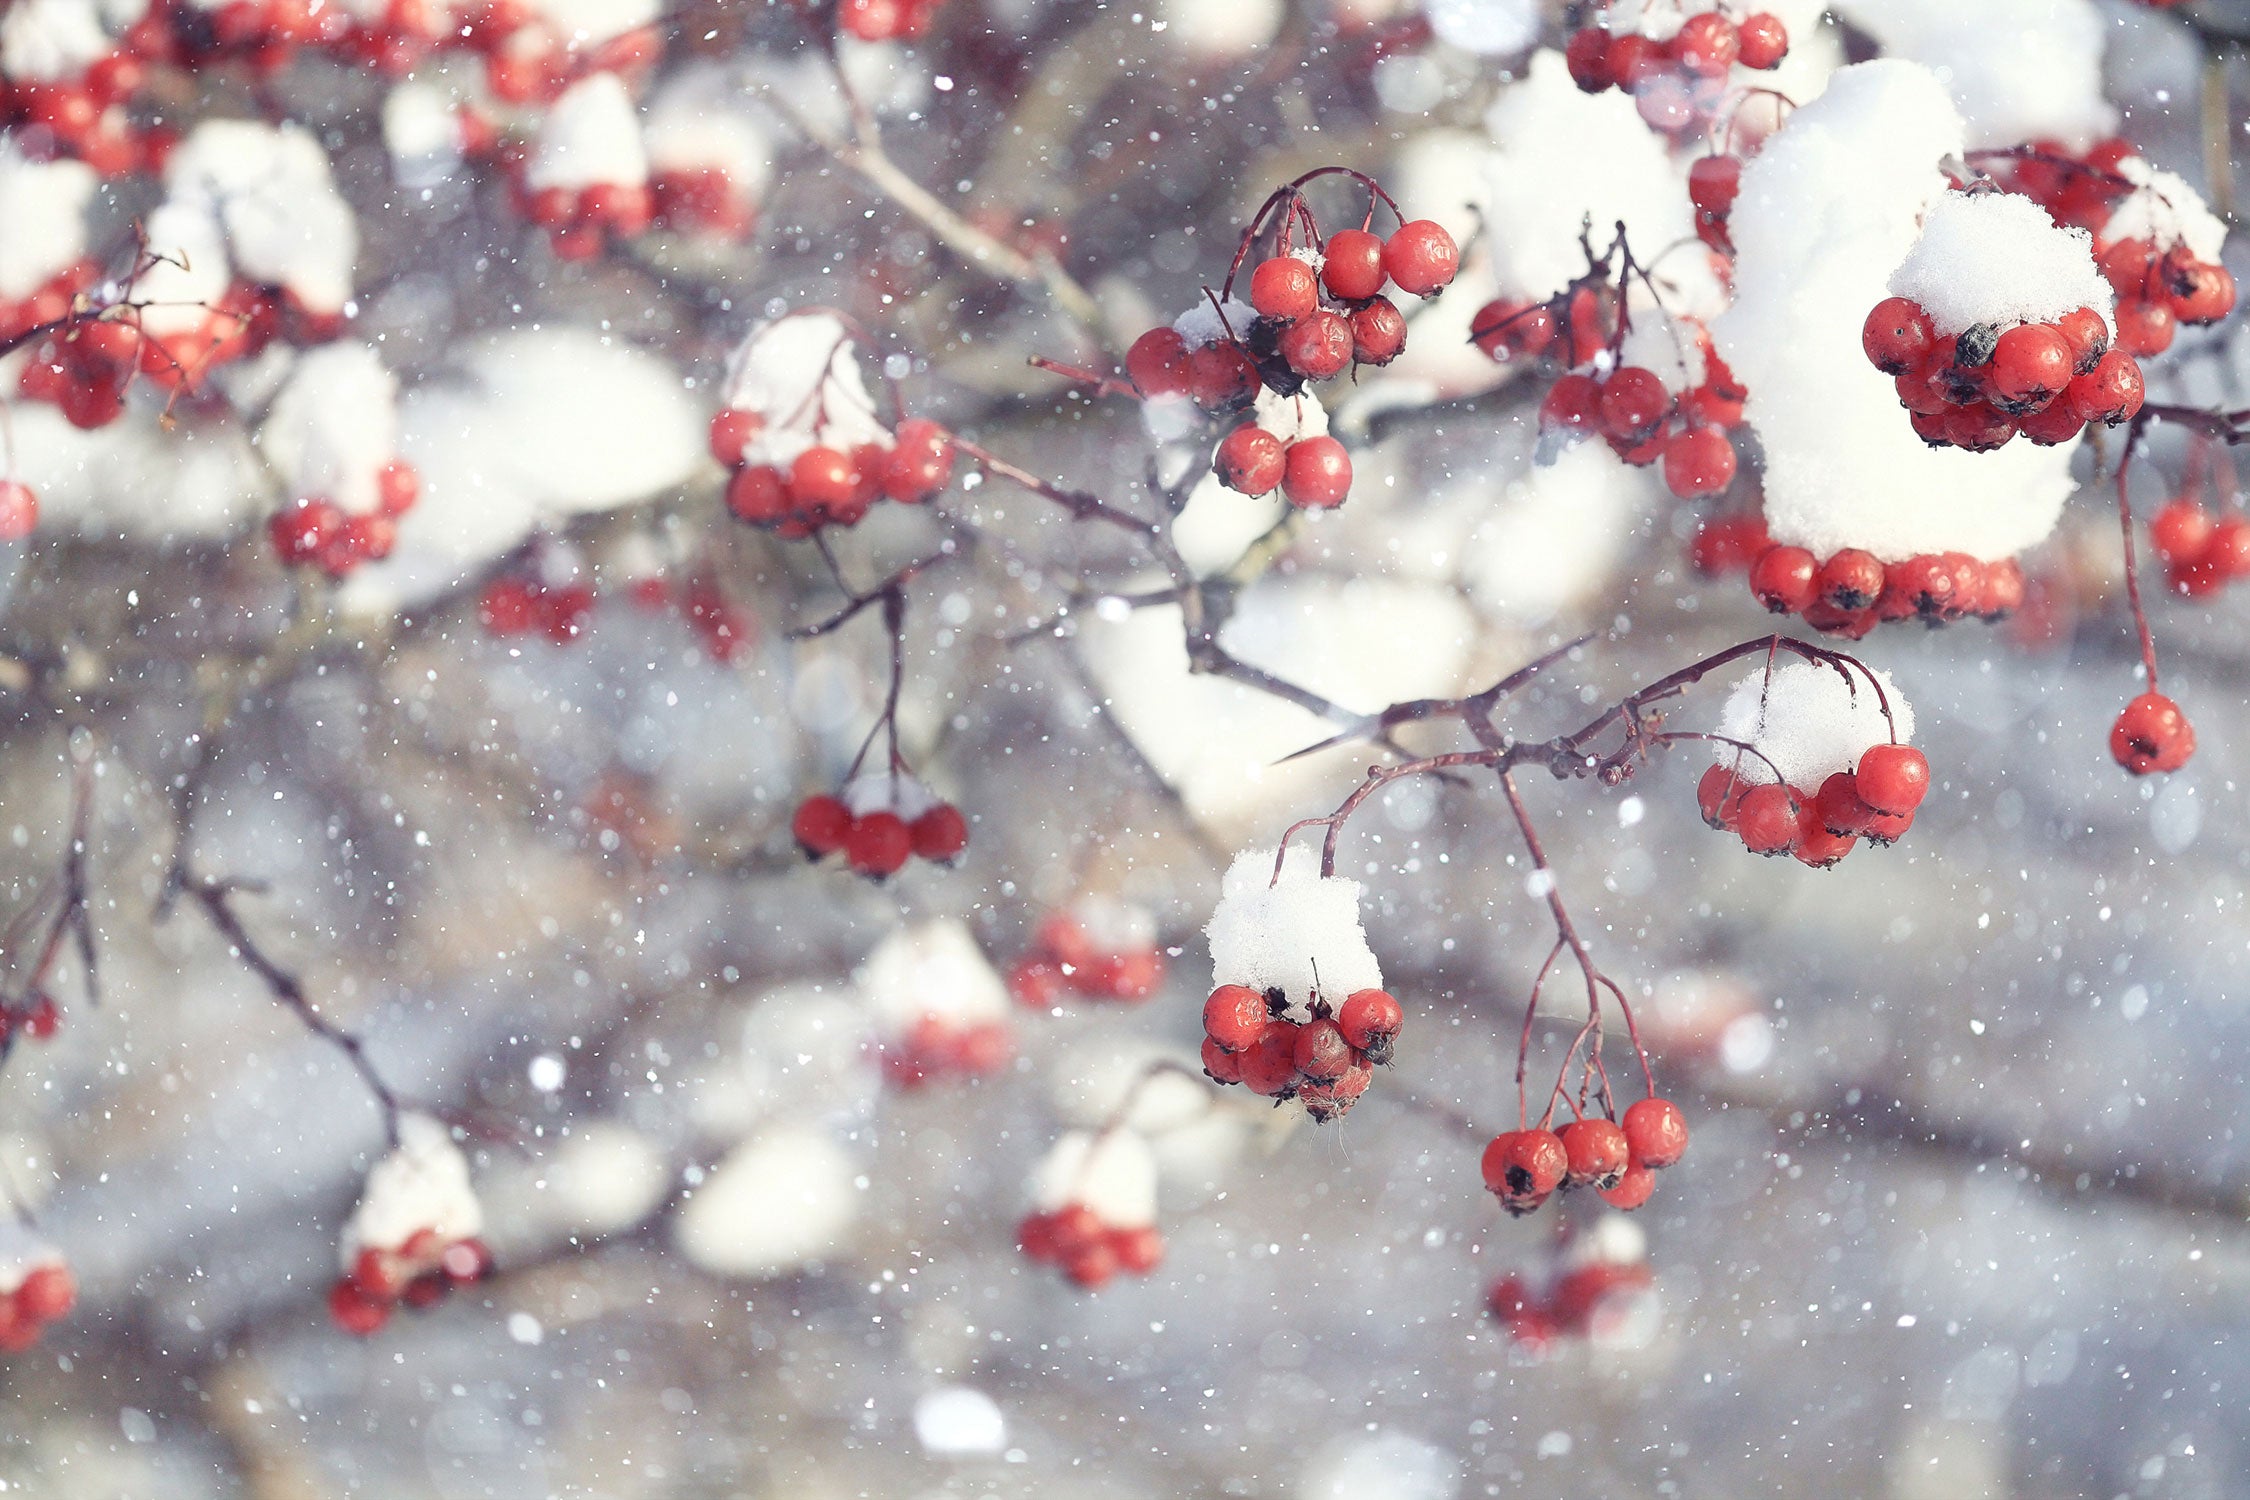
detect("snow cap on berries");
top-left (1205, 848), bottom-right (1382, 1015)
top-left (166, 120), bottom-right (359, 316)
top-left (1886, 189), bottom-right (2111, 336)
top-left (839, 768), bottom-right (938, 822)
top-left (527, 72), bottom-right (651, 193)
top-left (0, 1220), bottom-right (65, 1296)
top-left (2102, 157), bottom-right (2228, 264)
top-left (858, 920), bottom-right (1009, 1033)
top-left (134, 200), bottom-right (235, 338)
top-left (525, 0), bottom-right (660, 46)
top-left (0, 141), bottom-right (94, 301)
top-left (339, 1114), bottom-right (483, 1268)
top-left (260, 344), bottom-right (402, 515)
top-left (1171, 296), bottom-right (1257, 351)
top-left (1029, 1128), bottom-right (1159, 1229)
top-left (1710, 660), bottom-right (1915, 789)
top-left (674, 1124), bottom-right (858, 1278)
top-left (643, 66), bottom-right (778, 193)
top-left (1250, 384), bottom-right (1329, 444)
top-left (719, 313), bottom-right (894, 469)
top-left (0, 0), bottom-right (110, 82)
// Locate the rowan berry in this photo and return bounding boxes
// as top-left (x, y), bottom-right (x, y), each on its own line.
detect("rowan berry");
top-left (1249, 256), bottom-right (1319, 322)
top-left (1564, 26), bottom-right (1613, 91)
top-left (1320, 229), bottom-right (1387, 302)
top-left (2110, 692), bottom-right (2196, 775)
top-left (1792, 804), bottom-right (1856, 867)
top-left (1989, 323), bottom-right (2073, 408)
top-left (1557, 1117), bottom-right (1630, 1190)
top-left (1606, 32), bottom-right (1663, 90)
top-left (1203, 983), bottom-right (1270, 1053)
top-left (2114, 298), bottom-right (2175, 357)
top-left (1540, 372), bottom-right (1603, 430)
top-left (788, 446), bottom-right (858, 515)
top-left (1186, 342), bottom-right (1258, 410)
top-left (1337, 987), bottom-right (1403, 1062)
top-left (0, 481), bottom-right (37, 542)
top-left (376, 461), bottom-right (421, 518)
top-left (328, 1279), bottom-right (391, 1335)
top-left (2055, 306), bottom-right (2109, 373)
top-left (1854, 743), bottom-right (1929, 817)
top-left (2018, 398), bottom-right (2087, 447)
top-left (844, 811), bottom-right (912, 877)
top-left (1946, 402), bottom-right (2015, 453)
top-left (1622, 1097), bottom-right (1688, 1168)
top-left (909, 803), bottom-right (968, 861)
top-left (883, 418), bottom-right (955, 502)
top-left (1064, 1240), bottom-right (1118, 1288)
top-left (1750, 545), bottom-right (1819, 615)
top-left (1279, 310), bottom-right (1354, 380)
top-left (1111, 1226), bottom-right (1165, 1274)
top-left (1817, 548), bottom-right (1885, 611)
top-left (1293, 1018), bottom-right (1352, 1081)
top-left (1670, 12), bottom-right (1739, 75)
top-left (1597, 1162), bottom-right (1656, 1210)
top-left (1481, 1128), bottom-right (1567, 1212)
top-left (1126, 327), bottom-right (1190, 396)
top-left (2151, 498), bottom-right (2215, 565)
top-left (1349, 297), bottom-right (1408, 365)
top-left (1687, 154), bottom-right (1741, 216)
top-left (727, 464), bottom-right (789, 525)
top-left (15, 1264), bottom-right (75, 1324)
top-left (1214, 425), bottom-right (1286, 495)
top-left (1471, 299), bottom-right (1555, 361)
top-left (1812, 770), bottom-right (1876, 838)
top-left (2066, 351), bottom-right (2145, 424)
top-left (1660, 425), bottom-right (1736, 497)
top-left (2170, 261), bottom-right (2236, 325)
top-left (1598, 366), bottom-right (1670, 439)
top-left (1281, 437), bottom-right (1353, 510)
top-left (1382, 220), bottom-right (1458, 297)
top-left (1237, 1022), bottom-right (1303, 1097)
top-left (1735, 782), bottom-right (1798, 855)
top-left (1201, 1034), bottom-right (1243, 1084)
top-left (1735, 11), bottom-right (1788, 69)
top-left (1862, 297), bottom-right (1934, 375)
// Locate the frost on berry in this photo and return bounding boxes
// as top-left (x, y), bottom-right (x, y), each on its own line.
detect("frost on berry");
top-left (1203, 849), bottom-right (1382, 1024)
top-left (859, 921), bottom-right (1014, 1088)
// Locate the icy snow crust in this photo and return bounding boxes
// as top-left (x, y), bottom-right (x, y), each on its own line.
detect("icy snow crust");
top-left (1887, 190), bottom-right (2110, 338)
top-left (1714, 61), bottom-right (2077, 564)
top-left (1205, 848), bottom-right (1382, 1015)
top-left (340, 1114), bottom-right (482, 1266)
top-left (2103, 158), bottom-right (2229, 264)
top-left (1030, 1129), bottom-right (1159, 1228)
top-left (1710, 661), bottom-right (1915, 789)
top-left (260, 344), bottom-right (399, 514)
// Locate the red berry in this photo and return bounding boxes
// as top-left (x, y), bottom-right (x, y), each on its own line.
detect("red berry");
top-left (708, 407), bottom-right (762, 467)
top-left (1670, 12), bottom-right (1739, 76)
top-left (844, 811), bottom-right (912, 877)
top-left (1349, 296), bottom-right (1408, 365)
top-left (1855, 743), bottom-right (1929, 816)
top-left (1696, 764), bottom-right (1746, 829)
top-left (376, 461), bottom-right (420, 517)
top-left (0, 481), bottom-right (37, 541)
top-left (1989, 323), bottom-right (2073, 408)
top-left (2170, 260), bottom-right (2236, 325)
top-left (1471, 298), bottom-right (1556, 361)
top-left (2114, 298), bottom-right (2175, 357)
top-left (1862, 298), bottom-right (1935, 375)
top-left (1185, 341), bottom-right (1259, 411)
top-left (1983, 559), bottom-right (2026, 617)
top-left (788, 446), bottom-right (858, 515)
top-left (1336, 987), bottom-right (1403, 1063)
top-left (1597, 1162), bottom-right (1657, 1210)
top-left (1111, 1225), bottom-right (1165, 1275)
top-left (1214, 425), bottom-right (1286, 494)
top-left (2017, 398), bottom-right (2087, 447)
top-left (1735, 11), bottom-right (1788, 69)
top-left (1794, 796), bottom-right (1856, 866)
top-left (1292, 1019), bottom-right (1352, 1081)
top-left (2055, 306), bottom-right (2110, 373)
top-left (2151, 499), bottom-right (2215, 565)
top-left (882, 417), bottom-right (955, 502)
top-left (1606, 32), bottom-right (1663, 91)
top-left (1688, 155), bottom-right (1741, 216)
top-left (1556, 1117), bottom-right (1630, 1189)
top-left (1660, 425), bottom-right (1736, 497)
top-left (2067, 351), bottom-right (2145, 424)
top-left (1735, 782), bottom-right (1798, 855)
top-left (1320, 229), bottom-right (1387, 301)
top-left (1201, 1034), bottom-right (1243, 1084)
top-left (792, 794), bottom-right (851, 856)
top-left (1064, 1240), bottom-right (1118, 1288)
top-left (1202, 984), bottom-right (1270, 1053)
top-left (1945, 401), bottom-right (2016, 453)
top-left (15, 1264), bottom-right (74, 1323)
top-left (2100, 239), bottom-right (2155, 297)
top-left (1382, 220), bottom-right (1458, 297)
top-left (1480, 1129), bottom-right (1567, 1212)
top-left (1279, 310), bottom-right (1353, 380)
top-left (2110, 692), bottom-right (2196, 775)
top-left (1564, 26), bottom-right (1613, 91)
top-left (1622, 1097), bottom-right (1688, 1168)
top-left (727, 464), bottom-right (789, 525)
top-left (1249, 256), bottom-right (1319, 322)
top-left (1126, 326), bottom-right (1190, 396)
top-left (1539, 371), bottom-right (1603, 430)
top-left (1011, 959), bottom-right (1063, 1010)
top-left (1281, 437), bottom-right (1352, 510)
top-left (1598, 366), bottom-right (1670, 439)
top-left (1814, 548), bottom-right (1884, 611)
top-left (328, 1279), bottom-right (390, 1335)
top-left (1811, 770), bottom-right (1877, 838)
top-left (909, 803), bottom-right (968, 862)
top-left (1298, 1063), bottom-right (1372, 1124)
top-left (1237, 1022), bottom-right (1302, 1096)
top-left (1750, 545), bottom-right (1819, 614)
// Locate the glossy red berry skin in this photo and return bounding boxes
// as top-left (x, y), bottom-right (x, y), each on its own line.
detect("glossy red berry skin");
top-left (2115, 298), bottom-right (2175, 357)
top-left (1697, 764), bottom-right (1746, 828)
top-left (1661, 425), bottom-right (1737, 498)
top-left (1279, 311), bottom-right (1353, 381)
top-left (1202, 984), bottom-right (1270, 1053)
top-left (1293, 1019), bottom-right (1353, 1081)
top-left (791, 794), bottom-right (852, 856)
top-left (1201, 1034), bottom-right (1244, 1084)
top-left (2151, 499), bottom-right (2215, 564)
top-left (1540, 372), bottom-right (1603, 430)
top-left (1793, 800), bottom-right (1857, 867)
top-left (1598, 367), bottom-right (1670, 439)
top-left (1735, 12), bottom-right (1788, 69)
top-left (1750, 546), bottom-right (1820, 615)
top-left (1471, 298), bottom-right (1555, 361)
top-left (1249, 256), bottom-right (1319, 322)
top-left (2056, 306), bottom-right (2110, 373)
top-left (1127, 327), bottom-right (1190, 396)
top-left (909, 803), bottom-right (968, 862)
top-left (1607, 33), bottom-right (1663, 92)
top-left (1813, 770), bottom-right (1877, 838)
top-left (1349, 297), bottom-right (1408, 365)
top-left (1186, 342), bottom-right (1259, 411)
top-left (1281, 437), bottom-right (1353, 510)
top-left (1597, 1162), bottom-right (1656, 1210)
top-left (1336, 987), bottom-right (1403, 1063)
top-left (2066, 351), bottom-right (2145, 425)
top-left (2018, 398), bottom-right (2088, 447)
top-left (1557, 1117), bottom-right (1630, 1190)
top-left (1214, 425), bottom-right (1286, 495)
top-left (1320, 230), bottom-right (1387, 302)
top-left (1564, 26), bottom-right (1613, 91)
top-left (1382, 220), bottom-right (1458, 297)
top-left (1735, 782), bottom-right (1798, 855)
top-left (789, 446), bottom-right (858, 514)
top-left (2110, 692), bottom-right (2196, 775)
top-left (1622, 1097), bottom-right (1689, 1168)
top-left (844, 811), bottom-right (912, 877)
top-left (1989, 323), bottom-right (2073, 408)
top-left (2171, 261), bottom-right (2236, 325)
top-left (1237, 1023), bottom-right (1302, 1096)
top-left (1862, 298), bottom-right (1935, 375)
top-left (709, 407), bottom-right (762, 468)
top-left (1855, 744), bottom-right (1929, 816)
top-left (1481, 1129), bottom-right (1568, 1213)
top-left (1817, 548), bottom-right (1886, 611)
top-left (1670, 12), bottom-right (1739, 75)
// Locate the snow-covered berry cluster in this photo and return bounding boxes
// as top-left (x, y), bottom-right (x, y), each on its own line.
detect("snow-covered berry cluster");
top-left (1487, 1215), bottom-right (1655, 1353)
top-left (714, 314), bottom-right (954, 538)
top-left (260, 344), bottom-right (421, 576)
top-left (0, 1224), bottom-right (75, 1354)
top-left (2093, 159), bottom-right (2236, 358)
top-left (328, 1115), bottom-right (491, 1336)
top-left (514, 74), bottom-right (654, 260)
top-left (1016, 1128), bottom-right (1165, 1289)
top-left (792, 772), bottom-right (968, 879)
top-left (838, 0), bottom-right (945, 42)
top-left (1696, 661), bottom-right (1925, 867)
top-left (860, 923), bottom-right (1013, 1090)
top-left (1866, 190), bottom-right (2140, 455)
top-left (1482, 1097), bottom-right (1689, 1217)
top-left (1564, 3), bottom-right (1789, 134)
top-left (1008, 897), bottom-right (1165, 1009)
top-left (1196, 851), bottom-right (1399, 1123)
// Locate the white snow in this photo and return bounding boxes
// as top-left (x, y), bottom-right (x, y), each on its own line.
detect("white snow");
top-left (1029, 1128), bottom-right (1158, 1227)
top-left (674, 1125), bottom-right (858, 1277)
top-left (1714, 60), bottom-right (2079, 563)
top-left (1424, 0), bottom-right (1536, 55)
top-left (643, 64), bottom-right (778, 192)
top-left (1710, 660), bottom-right (1915, 789)
top-left (1153, 0), bottom-right (1282, 56)
top-left (340, 1113), bottom-right (482, 1265)
top-left (0, 0), bottom-right (111, 82)
top-left (1829, 0), bottom-right (2115, 151)
top-left (1206, 847), bottom-right (1383, 1012)
top-left (1051, 1043), bottom-right (1211, 1137)
top-left (1886, 190), bottom-right (2111, 337)
top-left (0, 1221), bottom-right (65, 1297)
top-left (1172, 296), bottom-right (1257, 351)
top-left (913, 1387), bottom-right (1007, 1457)
top-left (721, 313), bottom-right (893, 469)
top-left (1251, 384), bottom-right (1330, 445)
top-left (0, 143), bottom-right (95, 301)
top-left (857, 921), bottom-right (1009, 1032)
top-left (526, 0), bottom-right (658, 46)
top-left (133, 199), bottom-right (234, 338)
top-left (526, 72), bottom-right (651, 193)
top-left (2102, 157), bottom-right (2229, 264)
top-left (258, 344), bottom-right (400, 514)
top-left (1459, 440), bottom-right (1649, 625)
top-left (839, 768), bottom-right (938, 822)
top-left (165, 121), bottom-right (358, 315)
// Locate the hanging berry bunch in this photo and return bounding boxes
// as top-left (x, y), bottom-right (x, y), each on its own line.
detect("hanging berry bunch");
top-left (1016, 1128), bottom-right (1166, 1289)
top-left (713, 312), bottom-right (954, 539)
top-left (1694, 659), bottom-right (1925, 868)
top-left (1009, 896), bottom-right (1167, 1008)
top-left (514, 74), bottom-right (654, 260)
top-left (793, 771), bottom-right (968, 879)
top-left (1564, 3), bottom-right (1790, 137)
top-left (861, 923), bottom-right (1013, 1090)
top-left (327, 1116), bottom-right (493, 1337)
top-left (2149, 445), bottom-right (2250, 600)
top-left (1486, 1215), bottom-right (1654, 1353)
top-left (1196, 851), bottom-right (1400, 1123)
top-left (260, 344), bottom-right (421, 577)
top-left (478, 551), bottom-right (599, 645)
top-left (2091, 157), bottom-right (2236, 358)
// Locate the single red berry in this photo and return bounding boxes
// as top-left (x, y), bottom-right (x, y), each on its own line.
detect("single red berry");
top-left (22, 993), bottom-right (58, 1040)
top-left (1293, 1019), bottom-right (1353, 1081)
top-left (1791, 792), bottom-right (1856, 863)
top-left (1670, 12), bottom-right (1739, 75)
top-left (1605, 32), bottom-right (1663, 90)
top-left (1557, 1117), bottom-right (1630, 1189)
top-left (1249, 256), bottom-right (1320, 322)
top-left (909, 803), bottom-right (968, 862)
top-left (1815, 548), bottom-right (1885, 611)
top-left (1481, 1129), bottom-right (1568, 1212)
top-left (844, 811), bottom-right (912, 877)
top-left (709, 407), bottom-right (762, 468)
top-left (2114, 298), bottom-right (2175, 357)
top-left (1201, 1034), bottom-right (1243, 1084)
top-left (1064, 1240), bottom-right (1119, 1289)
top-left (1735, 11), bottom-right (1788, 69)
top-left (1564, 26), bottom-right (1613, 91)
top-left (1688, 154), bottom-right (1741, 216)
top-left (1237, 1022), bottom-right (1303, 1096)
top-left (1010, 959), bottom-right (1063, 1010)
top-left (2110, 692), bottom-right (2196, 775)
top-left (1336, 987), bottom-right (1403, 1063)
top-left (1597, 1162), bottom-right (1656, 1210)
top-left (2151, 499), bottom-right (2215, 565)
top-left (1298, 1062), bottom-right (1372, 1124)
top-left (1110, 1225), bottom-right (1165, 1275)
top-left (2017, 398), bottom-right (2087, 447)
top-left (14, 1264), bottom-right (74, 1323)
top-left (726, 464), bottom-right (790, 525)
top-left (1279, 310), bottom-right (1354, 380)
top-left (1988, 323), bottom-right (2073, 409)
top-left (1983, 559), bottom-right (2027, 617)
top-left (1862, 297), bottom-right (1935, 375)
top-left (1214, 425), bottom-right (1286, 494)
top-left (1735, 782), bottom-right (1798, 856)
top-left (2055, 306), bottom-right (2110, 373)
top-left (2066, 350), bottom-right (2145, 425)
top-left (1812, 770), bottom-right (1877, 838)
top-left (1539, 371), bottom-right (1604, 430)
top-left (882, 417), bottom-right (955, 502)
top-left (1598, 366), bottom-right (1670, 439)
top-left (792, 794), bottom-right (851, 856)
top-left (1349, 296), bottom-right (1408, 365)
top-left (788, 446), bottom-right (858, 515)
top-left (376, 461), bottom-right (420, 517)
top-left (1382, 220), bottom-right (1459, 297)
top-left (1945, 401), bottom-right (2017, 453)
top-left (328, 1279), bottom-right (391, 1335)
top-left (1126, 326), bottom-right (1191, 396)
top-left (1855, 744), bottom-right (1929, 816)
top-left (1320, 229), bottom-right (1387, 301)
top-left (1281, 436), bottom-right (1353, 510)
top-left (1202, 984), bottom-right (1270, 1053)
top-left (269, 499), bottom-right (344, 566)
top-left (1696, 764), bottom-right (1746, 829)
top-left (1750, 545), bottom-right (1819, 615)
top-left (1186, 342), bottom-right (1259, 410)
top-left (1660, 425), bottom-right (1736, 498)
top-left (2170, 260), bottom-right (2236, 325)
top-left (1470, 298), bottom-right (1556, 361)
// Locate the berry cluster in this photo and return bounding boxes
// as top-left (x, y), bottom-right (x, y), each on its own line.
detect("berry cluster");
top-left (2097, 236), bottom-right (2236, 358)
top-left (1537, 341), bottom-right (1745, 500)
top-left (1481, 1097), bottom-right (1689, 1217)
top-left (792, 775), bottom-right (968, 879)
top-left (1198, 982), bottom-right (1400, 1123)
top-left (2150, 496), bottom-right (2250, 599)
top-left (1008, 899), bottom-right (1165, 1008)
top-left (16, 317), bottom-right (141, 429)
top-left (479, 573), bottom-right (597, 644)
top-left (717, 410), bottom-right (954, 539)
top-left (1984, 138), bottom-right (2136, 236)
top-left (328, 1228), bottom-right (495, 1336)
top-left (1565, 7), bottom-right (1789, 129)
top-left (1698, 742), bottom-right (1929, 866)
top-left (1749, 542), bottom-right (2027, 636)
top-left (1863, 295), bottom-right (2144, 453)
top-left (879, 1011), bottom-right (1012, 1088)
top-left (0, 37), bottom-right (147, 173)
top-left (839, 0), bottom-right (945, 41)
top-left (2110, 691), bottom-right (2195, 776)
top-left (0, 1255), bottom-right (76, 1353)
top-left (267, 461), bottom-right (420, 577)
top-left (1016, 1203), bottom-right (1164, 1290)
